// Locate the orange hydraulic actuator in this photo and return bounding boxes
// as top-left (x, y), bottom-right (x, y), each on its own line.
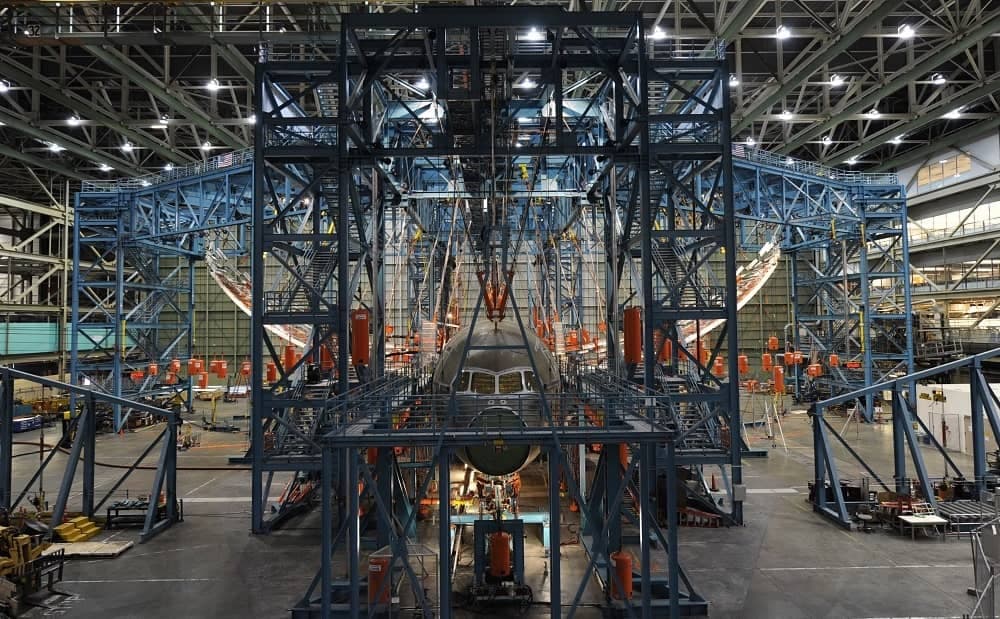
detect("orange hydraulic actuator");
top-left (216, 360), bottom-right (229, 379)
top-left (488, 532), bottom-right (512, 578)
top-left (697, 340), bottom-right (710, 366)
top-left (129, 370), bottom-right (144, 382)
top-left (623, 307), bottom-right (642, 364)
top-left (767, 335), bottom-right (780, 351)
top-left (198, 372), bottom-right (209, 389)
top-left (283, 345), bottom-right (297, 371)
top-left (829, 353), bottom-right (840, 367)
top-left (169, 358), bottom-right (181, 373)
top-left (807, 363), bottom-right (822, 378)
top-left (240, 361), bottom-right (251, 377)
top-left (610, 551), bottom-right (633, 600)
top-left (761, 353), bottom-right (773, 372)
top-left (147, 363), bottom-right (159, 377)
top-left (319, 345), bottom-right (334, 371)
top-left (713, 357), bottom-right (725, 377)
top-left (784, 351), bottom-right (794, 366)
top-left (266, 362), bottom-right (278, 383)
top-left (165, 372), bottom-right (178, 385)
top-left (738, 354), bottom-right (749, 375)
top-left (653, 329), bottom-right (672, 362)
top-left (773, 366), bottom-right (785, 394)
top-left (187, 358), bottom-right (202, 375)
top-left (351, 309), bottom-right (371, 366)
top-left (793, 351), bottom-right (804, 365)
top-left (368, 556), bottom-right (391, 605)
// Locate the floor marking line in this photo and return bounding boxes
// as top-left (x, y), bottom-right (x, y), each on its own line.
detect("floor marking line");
top-left (184, 476), bottom-right (218, 497)
top-left (759, 564), bottom-right (969, 571)
top-left (63, 578), bottom-right (220, 583)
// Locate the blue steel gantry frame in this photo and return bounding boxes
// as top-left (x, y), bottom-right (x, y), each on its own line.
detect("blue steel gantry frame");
top-left (263, 7), bottom-right (740, 618)
top-left (71, 153), bottom-right (253, 428)
top-left (732, 150), bottom-right (913, 415)
top-left (810, 346), bottom-right (1000, 529)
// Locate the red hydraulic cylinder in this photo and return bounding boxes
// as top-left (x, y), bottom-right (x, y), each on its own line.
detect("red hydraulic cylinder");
top-left (351, 309), bottom-right (371, 366)
top-left (623, 307), bottom-right (642, 364)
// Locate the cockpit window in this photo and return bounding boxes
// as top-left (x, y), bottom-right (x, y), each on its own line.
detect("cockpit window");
top-left (498, 371), bottom-right (524, 394)
top-left (470, 372), bottom-right (496, 394)
top-left (457, 371), bottom-right (471, 392)
top-left (523, 371), bottom-right (537, 392)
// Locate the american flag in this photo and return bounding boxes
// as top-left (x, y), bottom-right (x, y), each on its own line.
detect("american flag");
top-left (732, 144), bottom-right (746, 159)
top-left (219, 152), bottom-right (233, 167)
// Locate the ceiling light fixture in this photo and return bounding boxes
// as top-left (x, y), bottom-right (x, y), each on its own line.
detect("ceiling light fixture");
top-left (943, 108), bottom-right (962, 119)
top-left (416, 77), bottom-right (429, 90)
top-left (247, 114), bottom-right (256, 125)
top-left (164, 163), bottom-right (174, 172)
top-left (822, 135), bottom-right (832, 145)
top-left (776, 25), bottom-right (791, 40)
top-left (0, 80), bottom-right (10, 93)
top-left (897, 24), bottom-right (915, 39)
top-left (525, 27), bottom-right (545, 41)
top-left (99, 163), bottom-right (111, 172)
top-left (67, 115), bottom-right (81, 126)
top-left (206, 78), bottom-right (221, 91)
top-left (729, 75), bottom-right (739, 87)
top-left (201, 141), bottom-right (212, 151)
top-left (867, 108), bottom-right (881, 118)
top-left (745, 137), bottom-right (756, 146)
top-left (931, 73), bottom-right (946, 85)
top-left (516, 78), bottom-right (537, 89)
top-left (121, 141), bottom-right (133, 153)
top-left (846, 157), bottom-right (858, 165)
top-left (48, 142), bottom-right (64, 152)
top-left (779, 110), bottom-right (793, 120)
top-left (830, 74), bottom-right (844, 87)
top-left (651, 26), bottom-right (667, 40)
top-left (890, 134), bottom-right (904, 144)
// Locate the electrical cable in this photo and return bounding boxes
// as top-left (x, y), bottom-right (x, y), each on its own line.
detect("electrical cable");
top-left (12, 440), bottom-right (251, 471)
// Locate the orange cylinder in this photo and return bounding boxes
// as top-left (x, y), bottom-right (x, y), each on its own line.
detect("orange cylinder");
top-left (165, 372), bottom-right (177, 385)
top-left (566, 329), bottom-right (579, 351)
top-left (653, 330), bottom-right (672, 362)
top-left (169, 358), bottom-right (181, 373)
top-left (767, 335), bottom-right (779, 351)
top-left (216, 360), bottom-right (228, 379)
top-left (773, 366), bottom-right (785, 393)
top-left (130, 370), bottom-right (144, 382)
top-left (283, 345), bottom-right (297, 371)
top-left (784, 352), bottom-right (794, 366)
top-left (829, 353), bottom-right (840, 367)
top-left (187, 358), bottom-right (199, 375)
top-left (240, 361), bottom-right (251, 377)
top-left (713, 357), bottom-right (725, 376)
top-left (623, 307), bottom-right (642, 365)
top-left (351, 309), bottom-right (371, 366)
top-left (747, 379), bottom-right (759, 393)
top-left (581, 329), bottom-right (592, 345)
top-left (198, 372), bottom-right (209, 389)
top-left (209, 359), bottom-right (221, 374)
top-left (762, 353), bottom-right (773, 372)
top-left (368, 556), bottom-right (391, 605)
top-left (489, 532), bottom-right (512, 578)
top-left (698, 340), bottom-right (710, 366)
top-left (147, 363), bottom-right (159, 377)
top-left (367, 448), bottom-right (378, 465)
top-left (808, 363), bottom-right (822, 378)
top-left (738, 354), bottom-right (749, 375)
top-left (794, 351), bottom-right (804, 365)
top-left (610, 551), bottom-right (633, 600)
top-left (266, 362), bottom-right (277, 383)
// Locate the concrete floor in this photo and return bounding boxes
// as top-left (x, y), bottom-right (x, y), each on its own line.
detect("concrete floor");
top-left (12, 401), bottom-right (980, 618)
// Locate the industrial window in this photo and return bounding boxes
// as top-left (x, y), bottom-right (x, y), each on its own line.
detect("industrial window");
top-left (457, 371), bottom-right (471, 392)
top-left (470, 372), bottom-right (496, 394)
top-left (497, 371), bottom-right (524, 394)
top-left (916, 154), bottom-right (972, 188)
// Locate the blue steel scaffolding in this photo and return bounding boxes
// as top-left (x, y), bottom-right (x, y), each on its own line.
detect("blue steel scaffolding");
top-left (257, 8), bottom-right (739, 618)
top-left (732, 149), bottom-right (913, 416)
top-left (71, 152), bottom-right (253, 428)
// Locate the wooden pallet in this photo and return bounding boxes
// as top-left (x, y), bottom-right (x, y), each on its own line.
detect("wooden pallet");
top-left (42, 541), bottom-right (133, 558)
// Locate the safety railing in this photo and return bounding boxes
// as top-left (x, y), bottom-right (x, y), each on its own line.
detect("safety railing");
top-left (81, 148), bottom-right (253, 193)
top-left (733, 145), bottom-right (899, 185)
top-left (911, 218), bottom-right (1000, 245)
